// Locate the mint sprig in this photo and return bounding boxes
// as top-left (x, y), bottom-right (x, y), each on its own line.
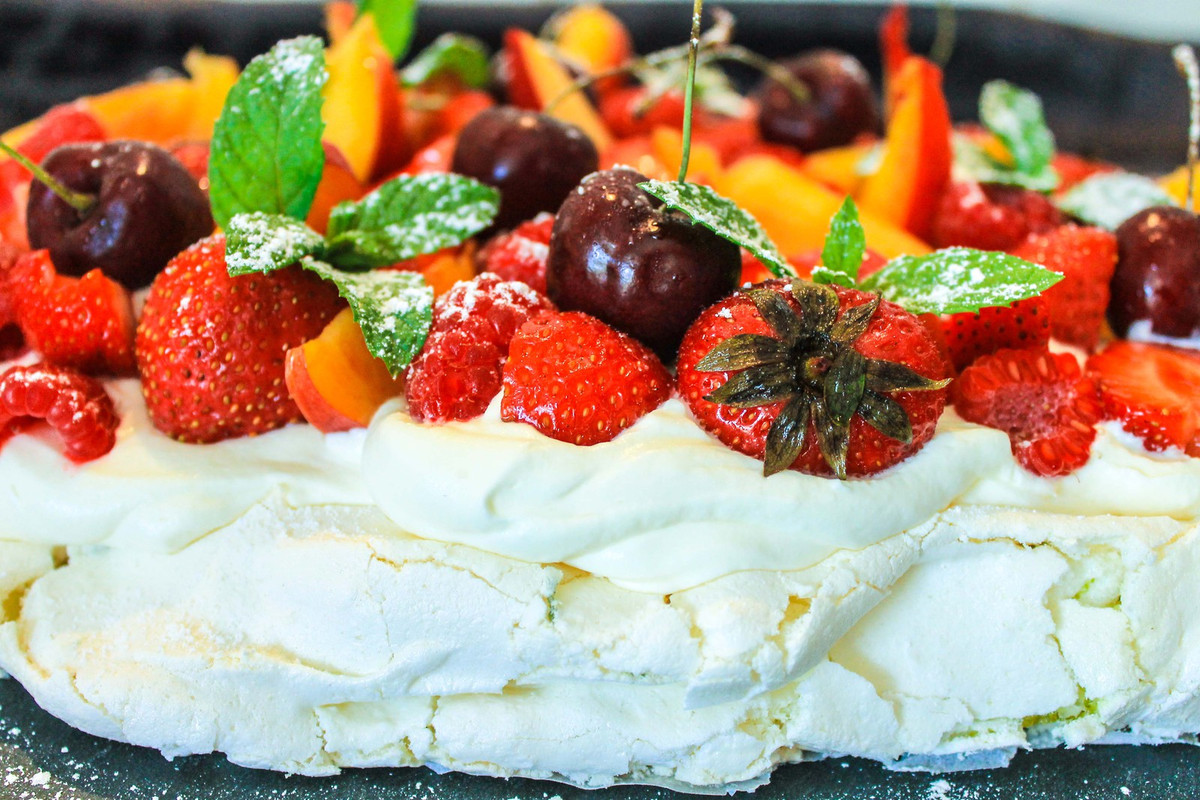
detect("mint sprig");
top-left (358, 0), bottom-right (418, 62)
top-left (1056, 172), bottom-right (1177, 230)
top-left (325, 173), bottom-right (500, 270)
top-left (209, 37), bottom-right (328, 229)
top-left (401, 33), bottom-right (491, 88)
top-left (955, 80), bottom-right (1059, 192)
top-left (812, 197), bottom-right (865, 288)
top-left (638, 179), bottom-right (793, 277)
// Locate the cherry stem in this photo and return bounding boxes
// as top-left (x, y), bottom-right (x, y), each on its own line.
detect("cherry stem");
top-left (929, 3), bottom-right (957, 68)
top-left (677, 0), bottom-right (704, 183)
top-left (0, 140), bottom-right (96, 216)
top-left (1173, 44), bottom-right (1199, 213)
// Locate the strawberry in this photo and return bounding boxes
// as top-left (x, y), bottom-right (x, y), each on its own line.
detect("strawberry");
top-left (135, 235), bottom-right (344, 443)
top-left (406, 273), bottom-right (555, 423)
top-left (1051, 152), bottom-right (1116, 194)
top-left (478, 212), bottom-right (555, 293)
top-left (8, 249), bottom-right (135, 375)
top-left (1011, 224), bottom-right (1118, 350)
top-left (0, 362), bottom-right (119, 462)
top-left (930, 180), bottom-right (1064, 252)
top-left (951, 347), bottom-right (1102, 476)
top-left (787, 248), bottom-right (888, 281)
top-left (677, 279), bottom-right (951, 478)
top-left (942, 296), bottom-right (1052, 372)
top-left (1087, 341), bottom-right (1200, 457)
top-left (599, 87), bottom-right (688, 138)
top-left (500, 310), bottom-right (671, 445)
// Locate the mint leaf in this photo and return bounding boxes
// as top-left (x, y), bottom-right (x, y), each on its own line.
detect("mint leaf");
top-left (402, 34), bottom-right (491, 88)
top-left (325, 173), bottom-right (499, 270)
top-left (1057, 172), bottom-right (1177, 230)
top-left (226, 213), bottom-right (327, 276)
top-left (953, 134), bottom-right (1058, 193)
top-left (980, 80), bottom-right (1055, 177)
top-left (815, 197), bottom-right (865, 288)
top-left (299, 257), bottom-right (433, 375)
top-left (638, 180), bottom-right (793, 277)
top-left (860, 247), bottom-right (1063, 315)
top-left (209, 37), bottom-right (327, 229)
top-left (359, 0), bottom-right (417, 62)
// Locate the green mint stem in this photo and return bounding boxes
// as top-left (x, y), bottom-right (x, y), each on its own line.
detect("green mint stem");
top-left (678, 0), bottom-right (704, 183)
top-left (1174, 44), bottom-right (1199, 213)
top-left (0, 140), bottom-right (96, 216)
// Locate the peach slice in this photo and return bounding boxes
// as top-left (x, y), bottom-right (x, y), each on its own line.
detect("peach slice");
top-left (285, 307), bottom-right (404, 433)
top-left (801, 141), bottom-right (877, 196)
top-left (651, 126), bottom-right (723, 185)
top-left (716, 154), bottom-right (931, 259)
top-left (307, 143), bottom-right (367, 234)
top-left (502, 28), bottom-right (613, 151)
top-left (547, 5), bottom-right (633, 96)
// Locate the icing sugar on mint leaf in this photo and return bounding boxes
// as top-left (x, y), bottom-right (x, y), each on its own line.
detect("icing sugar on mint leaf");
top-left (954, 80), bottom-right (1059, 192)
top-left (299, 257), bottom-right (433, 375)
top-left (1057, 172), bottom-right (1177, 230)
top-left (325, 173), bottom-right (500, 270)
top-left (401, 33), bottom-right (491, 88)
top-left (812, 197), bottom-right (865, 288)
top-left (859, 247), bottom-right (1063, 316)
top-left (209, 36), bottom-right (327, 229)
top-left (358, 0), bottom-right (418, 62)
top-left (226, 213), bottom-right (327, 276)
top-left (638, 179), bottom-right (793, 277)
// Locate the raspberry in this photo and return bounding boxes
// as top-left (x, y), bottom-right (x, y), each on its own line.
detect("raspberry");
top-left (478, 213), bottom-right (555, 293)
top-left (405, 273), bottom-right (555, 422)
top-left (0, 363), bottom-right (119, 462)
top-left (930, 181), bottom-right (1064, 252)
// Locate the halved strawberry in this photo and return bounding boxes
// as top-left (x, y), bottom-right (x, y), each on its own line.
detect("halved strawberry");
top-left (1011, 224), bottom-right (1118, 350)
top-left (951, 347), bottom-right (1101, 477)
top-left (942, 296), bottom-right (1051, 372)
top-left (930, 180), bottom-right (1064, 252)
top-left (1087, 341), bottom-right (1200, 456)
top-left (9, 250), bottom-right (135, 375)
top-left (501, 310), bottom-right (671, 445)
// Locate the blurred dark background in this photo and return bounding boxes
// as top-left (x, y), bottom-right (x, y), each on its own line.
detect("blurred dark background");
top-left (0, 1), bottom-right (1194, 173)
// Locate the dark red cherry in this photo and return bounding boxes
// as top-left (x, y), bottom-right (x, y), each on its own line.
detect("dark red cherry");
top-left (26, 141), bottom-right (213, 290)
top-left (1110, 205), bottom-right (1200, 339)
top-left (452, 106), bottom-right (598, 233)
top-left (547, 167), bottom-right (741, 361)
top-left (756, 49), bottom-right (881, 153)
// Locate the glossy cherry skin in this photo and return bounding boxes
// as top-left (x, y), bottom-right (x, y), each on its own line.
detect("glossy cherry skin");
top-left (756, 49), bottom-right (880, 153)
top-left (26, 141), bottom-right (213, 290)
top-left (547, 167), bottom-right (741, 361)
top-left (1110, 205), bottom-right (1200, 339)
top-left (452, 106), bottom-right (598, 233)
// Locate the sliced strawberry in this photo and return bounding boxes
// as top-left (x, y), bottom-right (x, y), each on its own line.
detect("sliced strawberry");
top-left (1051, 152), bottom-right (1117, 194)
top-left (9, 250), bottom-right (135, 375)
top-left (952, 347), bottom-right (1101, 477)
top-left (405, 273), bottom-right (555, 423)
top-left (930, 180), bottom-right (1064, 252)
top-left (0, 363), bottom-right (119, 462)
top-left (500, 310), bottom-right (671, 445)
top-left (1011, 224), bottom-right (1118, 351)
top-left (942, 296), bottom-right (1052, 372)
top-left (478, 212), bottom-right (555, 293)
top-left (136, 235), bottom-right (345, 443)
top-left (1087, 341), bottom-right (1200, 457)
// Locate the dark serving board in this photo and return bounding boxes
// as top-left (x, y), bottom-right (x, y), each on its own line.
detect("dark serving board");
top-left (0, 2), bottom-right (1199, 798)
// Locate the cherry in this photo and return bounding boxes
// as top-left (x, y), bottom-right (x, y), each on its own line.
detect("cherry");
top-left (26, 141), bottom-right (213, 290)
top-left (1110, 206), bottom-right (1200, 340)
top-left (546, 167), bottom-right (741, 361)
top-left (755, 49), bottom-right (880, 153)
top-left (451, 106), bottom-right (598, 233)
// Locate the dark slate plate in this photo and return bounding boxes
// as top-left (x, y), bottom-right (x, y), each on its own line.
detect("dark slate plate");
top-left (0, 3), bottom-right (1198, 798)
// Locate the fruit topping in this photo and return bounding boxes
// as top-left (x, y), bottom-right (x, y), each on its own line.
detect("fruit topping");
top-left (677, 279), bottom-right (951, 478)
top-left (477, 212), bottom-right (555, 293)
top-left (951, 347), bottom-right (1101, 477)
top-left (755, 49), bottom-right (880, 153)
top-left (406, 273), bottom-right (555, 423)
top-left (942, 296), bottom-right (1051, 372)
top-left (8, 249), bottom-right (135, 375)
top-left (0, 363), bottom-right (119, 462)
top-left (451, 106), bottom-right (599, 233)
top-left (1109, 205), bottom-right (1200, 341)
top-left (930, 180), bottom-right (1064, 251)
top-left (25, 141), bottom-right (213, 289)
top-left (136, 235), bottom-right (344, 443)
top-left (547, 166), bottom-right (741, 361)
top-left (1088, 341), bottom-right (1200, 457)
top-left (500, 310), bottom-right (670, 445)
top-left (1010, 224), bottom-right (1118, 350)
